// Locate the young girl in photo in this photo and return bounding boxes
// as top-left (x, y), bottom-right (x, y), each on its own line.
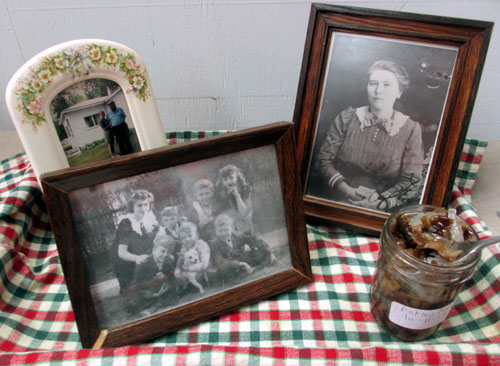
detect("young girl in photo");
top-left (214, 165), bottom-right (253, 236)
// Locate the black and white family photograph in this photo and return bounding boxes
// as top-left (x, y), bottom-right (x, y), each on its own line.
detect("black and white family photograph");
top-left (68, 144), bottom-right (292, 329)
top-left (50, 78), bottom-right (140, 167)
top-left (305, 33), bottom-right (458, 213)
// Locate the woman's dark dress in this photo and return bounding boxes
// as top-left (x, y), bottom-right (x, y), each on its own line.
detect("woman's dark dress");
top-left (309, 106), bottom-right (424, 211)
top-left (111, 217), bottom-right (156, 291)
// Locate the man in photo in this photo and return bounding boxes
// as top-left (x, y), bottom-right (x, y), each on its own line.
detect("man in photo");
top-left (107, 101), bottom-right (133, 155)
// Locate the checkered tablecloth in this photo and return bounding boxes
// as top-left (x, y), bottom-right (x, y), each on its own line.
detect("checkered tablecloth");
top-left (1, 134), bottom-right (499, 365)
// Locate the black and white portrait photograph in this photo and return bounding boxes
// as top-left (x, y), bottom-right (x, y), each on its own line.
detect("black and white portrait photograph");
top-left (67, 144), bottom-right (292, 329)
top-left (305, 33), bottom-right (458, 213)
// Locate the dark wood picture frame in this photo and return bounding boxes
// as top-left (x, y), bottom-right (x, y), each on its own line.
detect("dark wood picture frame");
top-left (41, 122), bottom-right (312, 349)
top-left (293, 4), bottom-right (493, 235)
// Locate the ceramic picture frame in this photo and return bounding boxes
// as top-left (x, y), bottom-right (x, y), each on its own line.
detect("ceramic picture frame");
top-left (5, 39), bottom-right (167, 180)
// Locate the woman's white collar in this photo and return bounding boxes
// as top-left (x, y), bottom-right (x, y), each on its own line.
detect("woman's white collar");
top-left (356, 106), bottom-right (409, 137)
top-left (118, 211), bottom-right (158, 234)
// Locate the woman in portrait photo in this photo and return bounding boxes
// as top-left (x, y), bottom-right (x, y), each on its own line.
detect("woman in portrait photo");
top-left (111, 189), bottom-right (159, 293)
top-left (313, 60), bottom-right (424, 212)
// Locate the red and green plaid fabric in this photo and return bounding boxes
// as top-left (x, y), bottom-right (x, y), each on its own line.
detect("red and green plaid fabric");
top-left (455, 139), bottom-right (488, 202)
top-left (1, 134), bottom-right (499, 365)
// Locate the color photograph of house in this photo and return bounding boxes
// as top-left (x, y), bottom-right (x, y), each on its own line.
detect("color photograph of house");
top-left (51, 78), bottom-right (139, 167)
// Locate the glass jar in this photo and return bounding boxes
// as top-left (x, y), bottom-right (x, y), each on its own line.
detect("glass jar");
top-left (370, 204), bottom-right (480, 341)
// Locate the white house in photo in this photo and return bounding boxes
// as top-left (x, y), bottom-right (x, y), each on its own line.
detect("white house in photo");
top-left (58, 88), bottom-right (131, 157)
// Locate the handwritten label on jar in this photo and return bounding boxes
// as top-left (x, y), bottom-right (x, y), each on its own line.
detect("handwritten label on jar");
top-left (388, 301), bottom-right (454, 330)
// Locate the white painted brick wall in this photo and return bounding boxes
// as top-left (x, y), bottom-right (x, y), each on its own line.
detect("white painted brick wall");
top-left (1, 0), bottom-right (499, 140)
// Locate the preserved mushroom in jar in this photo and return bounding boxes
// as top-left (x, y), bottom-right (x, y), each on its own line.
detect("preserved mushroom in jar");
top-left (393, 206), bottom-right (475, 264)
top-left (370, 205), bottom-right (480, 341)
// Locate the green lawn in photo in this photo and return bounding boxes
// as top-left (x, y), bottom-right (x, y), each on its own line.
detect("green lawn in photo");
top-left (68, 129), bottom-right (141, 167)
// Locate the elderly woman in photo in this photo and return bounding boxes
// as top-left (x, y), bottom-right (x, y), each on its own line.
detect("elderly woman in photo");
top-left (316, 60), bottom-right (424, 212)
top-left (111, 189), bottom-right (158, 293)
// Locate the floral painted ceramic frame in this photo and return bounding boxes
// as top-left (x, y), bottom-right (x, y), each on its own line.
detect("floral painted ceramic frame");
top-left (293, 4), bottom-right (493, 234)
top-left (5, 39), bottom-right (167, 180)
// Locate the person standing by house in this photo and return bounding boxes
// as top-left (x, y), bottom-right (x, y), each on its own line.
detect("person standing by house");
top-left (98, 110), bottom-right (117, 158)
top-left (107, 101), bottom-right (133, 155)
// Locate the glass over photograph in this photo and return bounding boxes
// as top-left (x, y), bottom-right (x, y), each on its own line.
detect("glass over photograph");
top-left (306, 33), bottom-right (458, 213)
top-left (50, 78), bottom-right (140, 167)
top-left (68, 145), bottom-right (292, 329)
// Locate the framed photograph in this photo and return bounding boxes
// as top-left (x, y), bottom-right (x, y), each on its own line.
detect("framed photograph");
top-left (5, 39), bottom-right (167, 180)
top-left (41, 122), bottom-right (312, 348)
top-left (293, 4), bottom-right (493, 234)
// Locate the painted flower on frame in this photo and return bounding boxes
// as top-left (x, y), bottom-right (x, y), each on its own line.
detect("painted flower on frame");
top-left (14, 43), bottom-right (151, 130)
top-left (132, 76), bottom-right (144, 89)
top-left (106, 50), bottom-right (118, 65)
top-left (90, 47), bottom-right (102, 61)
top-left (54, 57), bottom-right (67, 69)
top-left (124, 58), bottom-right (136, 70)
top-left (27, 99), bottom-right (42, 115)
top-left (31, 79), bottom-right (43, 91)
top-left (39, 69), bottom-right (52, 83)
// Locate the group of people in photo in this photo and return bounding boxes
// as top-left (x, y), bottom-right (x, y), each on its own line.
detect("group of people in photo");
top-left (98, 101), bottom-right (134, 158)
top-left (110, 164), bottom-right (276, 318)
